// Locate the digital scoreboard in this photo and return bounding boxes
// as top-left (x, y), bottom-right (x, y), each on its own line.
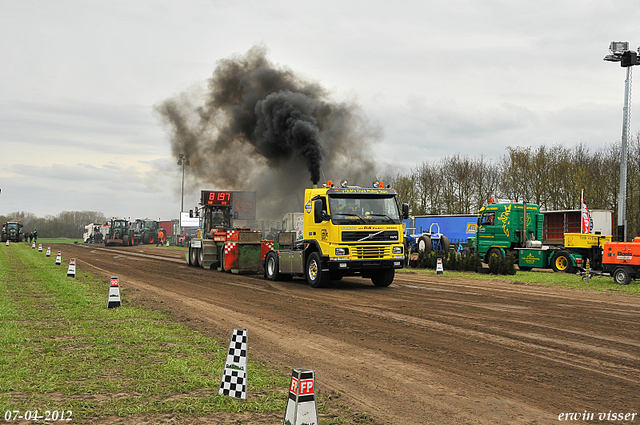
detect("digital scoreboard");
top-left (198, 190), bottom-right (256, 220)
top-left (201, 191), bottom-right (233, 206)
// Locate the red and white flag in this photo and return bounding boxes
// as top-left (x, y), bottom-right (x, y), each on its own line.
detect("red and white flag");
top-left (581, 189), bottom-right (591, 234)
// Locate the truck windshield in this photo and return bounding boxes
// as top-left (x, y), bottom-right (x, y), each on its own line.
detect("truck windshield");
top-left (7, 223), bottom-right (18, 231)
top-left (329, 195), bottom-right (401, 224)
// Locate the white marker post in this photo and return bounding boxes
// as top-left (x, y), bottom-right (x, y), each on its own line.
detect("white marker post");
top-left (38, 244), bottom-right (42, 252)
top-left (66, 258), bottom-right (76, 278)
top-left (107, 276), bottom-right (121, 308)
top-left (436, 257), bottom-right (444, 275)
top-left (55, 251), bottom-right (62, 265)
top-left (46, 247), bottom-right (51, 257)
top-left (283, 369), bottom-right (318, 425)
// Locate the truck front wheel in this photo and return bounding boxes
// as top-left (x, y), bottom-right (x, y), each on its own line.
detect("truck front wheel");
top-left (371, 269), bottom-right (395, 287)
top-left (306, 252), bottom-right (329, 288)
top-left (485, 248), bottom-right (503, 264)
top-left (613, 267), bottom-right (631, 285)
top-left (551, 251), bottom-right (574, 273)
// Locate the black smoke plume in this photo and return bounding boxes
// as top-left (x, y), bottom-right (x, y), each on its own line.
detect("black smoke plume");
top-left (156, 45), bottom-right (381, 219)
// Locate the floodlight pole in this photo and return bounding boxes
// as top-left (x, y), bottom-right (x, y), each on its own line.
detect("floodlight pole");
top-left (618, 66), bottom-right (631, 242)
top-left (605, 41), bottom-right (637, 242)
top-left (178, 154), bottom-right (190, 237)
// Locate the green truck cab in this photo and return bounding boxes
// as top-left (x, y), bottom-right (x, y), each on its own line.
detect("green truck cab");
top-left (473, 200), bottom-right (610, 272)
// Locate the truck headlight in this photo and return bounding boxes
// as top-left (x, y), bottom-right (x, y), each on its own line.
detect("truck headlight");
top-left (392, 246), bottom-right (403, 254)
top-left (335, 247), bottom-right (349, 255)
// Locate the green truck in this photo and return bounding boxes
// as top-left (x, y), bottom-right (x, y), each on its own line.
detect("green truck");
top-left (470, 200), bottom-right (611, 272)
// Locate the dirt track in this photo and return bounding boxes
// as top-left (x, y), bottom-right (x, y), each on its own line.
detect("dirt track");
top-left (55, 243), bottom-right (640, 424)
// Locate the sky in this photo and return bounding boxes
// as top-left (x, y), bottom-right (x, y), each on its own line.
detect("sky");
top-left (2, 0), bottom-right (640, 221)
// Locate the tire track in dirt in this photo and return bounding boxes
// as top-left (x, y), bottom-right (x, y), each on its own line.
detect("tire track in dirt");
top-left (60, 244), bottom-right (640, 424)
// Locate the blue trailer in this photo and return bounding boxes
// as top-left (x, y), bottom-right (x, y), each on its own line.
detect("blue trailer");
top-left (404, 214), bottom-right (477, 255)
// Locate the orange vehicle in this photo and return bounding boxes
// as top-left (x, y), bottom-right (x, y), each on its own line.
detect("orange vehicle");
top-left (602, 237), bottom-right (640, 284)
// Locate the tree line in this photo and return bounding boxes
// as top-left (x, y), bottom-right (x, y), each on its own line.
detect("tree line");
top-left (4, 136), bottom-right (640, 239)
top-left (0, 211), bottom-right (106, 239)
top-left (385, 134), bottom-right (640, 239)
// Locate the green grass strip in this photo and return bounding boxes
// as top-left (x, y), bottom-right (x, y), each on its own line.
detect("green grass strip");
top-left (0, 244), bottom-right (288, 421)
top-left (401, 266), bottom-right (640, 294)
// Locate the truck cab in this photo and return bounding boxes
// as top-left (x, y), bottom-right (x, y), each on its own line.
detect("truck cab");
top-left (265, 180), bottom-right (408, 287)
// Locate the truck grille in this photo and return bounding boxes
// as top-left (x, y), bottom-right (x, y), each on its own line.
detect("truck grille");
top-left (353, 245), bottom-right (390, 259)
top-left (342, 231), bottom-right (399, 242)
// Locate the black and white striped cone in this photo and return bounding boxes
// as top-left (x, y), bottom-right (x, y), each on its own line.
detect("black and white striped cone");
top-left (55, 251), bottom-right (62, 265)
top-left (283, 369), bottom-right (318, 425)
top-left (38, 244), bottom-right (42, 252)
top-left (66, 258), bottom-right (76, 277)
top-left (436, 257), bottom-right (444, 275)
top-left (107, 276), bottom-right (122, 309)
top-left (32, 242), bottom-right (35, 249)
top-left (46, 247), bottom-right (51, 257)
top-left (5, 240), bottom-right (8, 246)
top-left (218, 328), bottom-right (247, 399)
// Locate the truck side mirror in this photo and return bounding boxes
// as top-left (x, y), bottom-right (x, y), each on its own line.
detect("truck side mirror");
top-left (314, 199), bottom-right (328, 223)
top-left (402, 203), bottom-right (409, 220)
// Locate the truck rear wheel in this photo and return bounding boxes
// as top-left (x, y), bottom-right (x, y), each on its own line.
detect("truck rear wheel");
top-left (371, 269), bottom-right (395, 287)
top-left (613, 267), bottom-right (631, 285)
top-left (189, 247), bottom-right (200, 267)
top-left (198, 248), bottom-right (205, 268)
top-left (417, 236), bottom-right (432, 253)
top-left (551, 251), bottom-right (574, 273)
top-left (265, 252), bottom-right (283, 281)
top-left (306, 252), bottom-right (329, 288)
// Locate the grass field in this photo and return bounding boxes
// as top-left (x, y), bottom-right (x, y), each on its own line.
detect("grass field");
top-left (2, 243), bottom-right (636, 423)
top-left (401, 264), bottom-right (640, 294)
top-left (0, 243), bottom-right (292, 423)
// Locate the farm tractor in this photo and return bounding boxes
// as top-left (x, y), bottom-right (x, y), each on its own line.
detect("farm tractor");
top-left (187, 190), bottom-right (269, 274)
top-left (1, 221), bottom-right (24, 242)
top-left (104, 218), bottom-right (135, 246)
top-left (405, 223), bottom-right (451, 254)
top-left (134, 219), bottom-right (161, 245)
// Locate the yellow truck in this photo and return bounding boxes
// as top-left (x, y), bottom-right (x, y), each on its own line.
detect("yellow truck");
top-left (264, 180), bottom-right (408, 287)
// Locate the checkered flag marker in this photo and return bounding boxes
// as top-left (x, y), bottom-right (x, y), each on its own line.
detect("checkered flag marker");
top-left (219, 328), bottom-right (247, 399)
top-left (283, 369), bottom-right (318, 425)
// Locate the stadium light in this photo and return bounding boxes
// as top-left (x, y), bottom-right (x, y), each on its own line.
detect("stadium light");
top-left (604, 41), bottom-right (639, 241)
top-left (177, 154), bottom-right (190, 235)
